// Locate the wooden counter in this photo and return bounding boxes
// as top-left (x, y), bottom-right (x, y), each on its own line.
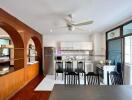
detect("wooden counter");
top-left (0, 8), bottom-right (43, 100)
top-left (0, 63), bottom-right (39, 100)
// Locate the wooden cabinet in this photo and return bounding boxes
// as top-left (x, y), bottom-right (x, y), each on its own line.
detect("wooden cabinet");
top-left (25, 63), bottom-right (39, 83)
top-left (0, 68), bottom-right (25, 100)
top-left (0, 63), bottom-right (39, 100)
top-left (0, 9), bottom-right (42, 100)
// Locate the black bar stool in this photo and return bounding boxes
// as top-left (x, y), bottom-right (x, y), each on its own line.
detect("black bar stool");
top-left (55, 61), bottom-right (64, 80)
top-left (84, 72), bottom-right (100, 85)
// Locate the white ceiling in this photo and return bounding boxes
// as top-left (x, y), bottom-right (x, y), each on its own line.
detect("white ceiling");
top-left (0, 0), bottom-right (132, 35)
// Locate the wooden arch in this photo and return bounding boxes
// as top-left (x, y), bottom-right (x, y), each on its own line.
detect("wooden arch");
top-left (0, 22), bottom-right (24, 48)
top-left (0, 21), bottom-right (24, 69)
top-left (27, 36), bottom-right (43, 73)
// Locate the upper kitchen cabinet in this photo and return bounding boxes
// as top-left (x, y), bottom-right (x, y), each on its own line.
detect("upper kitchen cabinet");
top-left (60, 42), bottom-right (93, 50)
top-left (81, 42), bottom-right (93, 50)
top-left (61, 42), bottom-right (73, 50)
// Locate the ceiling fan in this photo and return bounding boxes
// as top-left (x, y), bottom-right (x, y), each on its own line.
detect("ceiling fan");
top-left (63, 14), bottom-right (94, 31)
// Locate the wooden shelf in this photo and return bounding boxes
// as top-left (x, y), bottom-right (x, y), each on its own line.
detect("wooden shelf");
top-left (14, 48), bottom-right (24, 49)
top-left (0, 58), bottom-right (24, 63)
top-left (0, 59), bottom-right (10, 63)
top-left (0, 48), bottom-right (24, 49)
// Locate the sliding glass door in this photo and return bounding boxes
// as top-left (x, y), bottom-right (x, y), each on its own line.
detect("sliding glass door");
top-left (108, 39), bottom-right (122, 65)
top-left (106, 20), bottom-right (132, 84)
top-left (123, 22), bottom-right (132, 84)
top-left (124, 36), bottom-right (132, 64)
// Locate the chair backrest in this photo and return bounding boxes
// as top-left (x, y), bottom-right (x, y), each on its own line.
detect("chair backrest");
top-left (107, 71), bottom-right (110, 85)
top-left (110, 71), bottom-right (123, 85)
top-left (56, 61), bottom-right (63, 70)
top-left (116, 62), bottom-right (122, 73)
top-left (85, 72), bottom-right (100, 85)
top-left (64, 72), bottom-right (80, 85)
top-left (65, 61), bottom-right (73, 72)
top-left (77, 61), bottom-right (85, 70)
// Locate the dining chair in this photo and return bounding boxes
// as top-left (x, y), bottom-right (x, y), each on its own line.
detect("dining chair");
top-left (84, 72), bottom-right (100, 85)
top-left (75, 61), bottom-right (85, 76)
top-left (65, 61), bottom-right (73, 73)
top-left (64, 71), bottom-right (80, 85)
top-left (109, 71), bottom-right (123, 85)
top-left (116, 62), bottom-right (122, 73)
top-left (107, 71), bottom-right (110, 85)
top-left (55, 61), bottom-right (64, 80)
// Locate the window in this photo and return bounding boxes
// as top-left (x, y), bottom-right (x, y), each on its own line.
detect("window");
top-left (108, 39), bottom-right (121, 65)
top-left (0, 38), bottom-right (10, 56)
top-left (125, 36), bottom-right (132, 64)
top-left (107, 28), bottom-right (120, 40)
top-left (123, 22), bottom-right (132, 35)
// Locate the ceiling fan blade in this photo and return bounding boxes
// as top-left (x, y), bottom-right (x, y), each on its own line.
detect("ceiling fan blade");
top-left (73, 20), bottom-right (93, 26)
top-left (64, 18), bottom-right (72, 25)
top-left (75, 27), bottom-right (87, 31)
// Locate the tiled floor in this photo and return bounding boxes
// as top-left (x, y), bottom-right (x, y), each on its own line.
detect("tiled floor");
top-left (35, 74), bottom-right (86, 91)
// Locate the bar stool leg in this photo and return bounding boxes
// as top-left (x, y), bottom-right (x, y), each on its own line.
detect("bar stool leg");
top-left (55, 73), bottom-right (56, 80)
top-left (62, 73), bottom-right (63, 80)
top-left (64, 73), bottom-right (66, 84)
top-left (78, 74), bottom-right (80, 85)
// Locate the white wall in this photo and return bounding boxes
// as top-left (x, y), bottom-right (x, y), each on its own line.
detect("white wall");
top-left (43, 33), bottom-right (106, 61)
top-left (90, 32), bottom-right (106, 61)
top-left (43, 34), bottom-right (91, 47)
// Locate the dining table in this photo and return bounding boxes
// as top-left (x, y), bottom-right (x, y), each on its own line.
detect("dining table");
top-left (49, 84), bottom-right (132, 100)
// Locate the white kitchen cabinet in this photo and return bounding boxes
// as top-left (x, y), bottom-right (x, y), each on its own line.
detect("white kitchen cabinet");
top-left (81, 42), bottom-right (92, 50)
top-left (72, 42), bottom-right (81, 50)
top-left (60, 42), bottom-right (93, 50)
top-left (61, 42), bottom-right (73, 50)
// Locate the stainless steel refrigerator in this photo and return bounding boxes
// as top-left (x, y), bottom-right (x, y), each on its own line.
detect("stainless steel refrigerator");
top-left (44, 47), bottom-right (55, 75)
